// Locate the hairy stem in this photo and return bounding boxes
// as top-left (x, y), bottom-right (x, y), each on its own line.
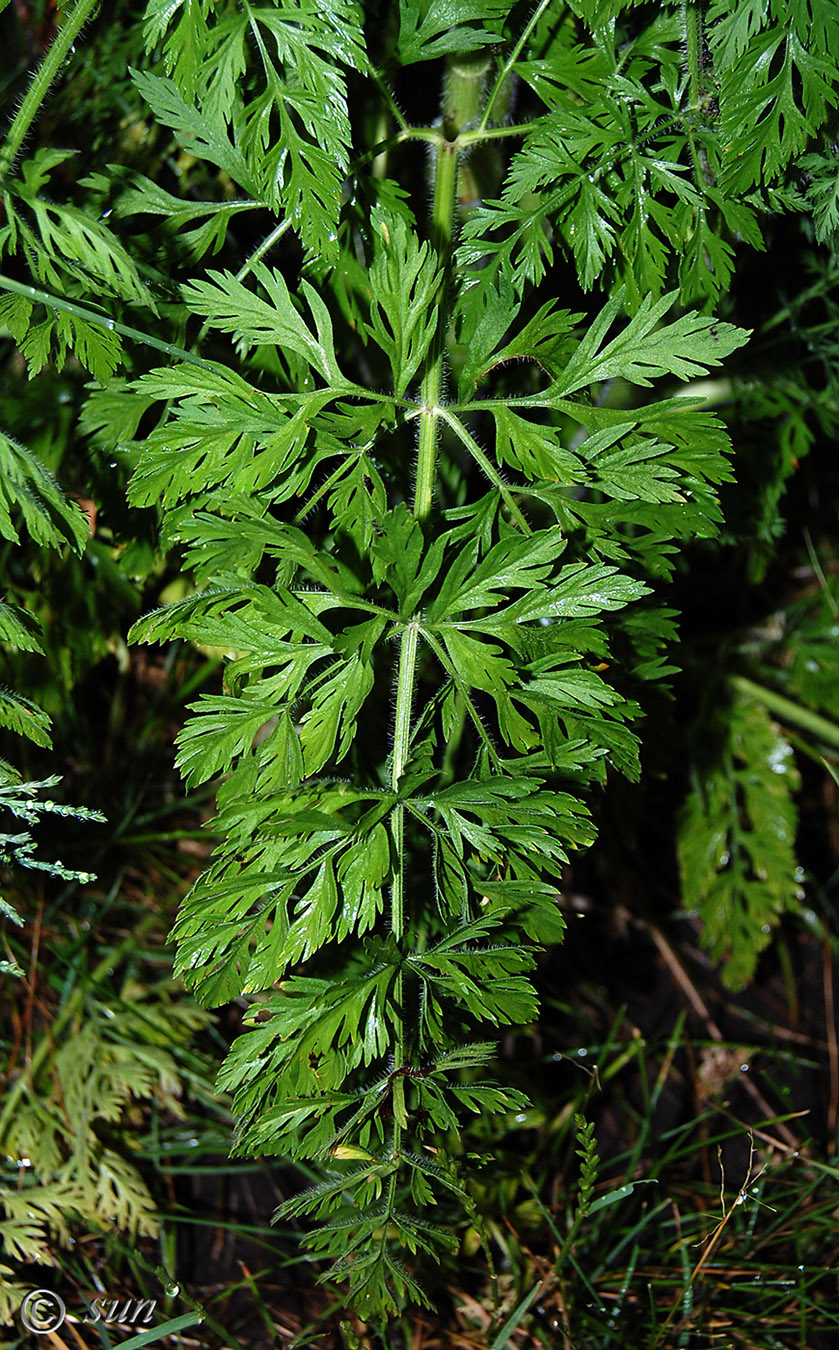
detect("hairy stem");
top-left (415, 52), bottom-right (491, 518)
top-left (479, 0), bottom-right (551, 132)
top-left (441, 409), bottom-right (530, 533)
top-left (388, 58), bottom-right (485, 1149)
top-left (681, 0), bottom-right (703, 111)
top-left (414, 141), bottom-right (457, 519)
top-left (390, 623), bottom-right (419, 944)
top-left (0, 0), bottom-right (100, 181)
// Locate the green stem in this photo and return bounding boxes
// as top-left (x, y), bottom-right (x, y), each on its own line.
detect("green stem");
top-left (414, 51), bottom-right (491, 517)
top-left (350, 128), bottom-right (441, 174)
top-left (390, 623), bottom-right (419, 942)
top-left (371, 66), bottom-right (409, 135)
top-left (388, 58), bottom-right (480, 1123)
top-left (440, 409), bottom-right (531, 533)
top-left (730, 675), bottom-right (839, 750)
top-left (759, 278), bottom-right (832, 335)
top-left (0, 0), bottom-right (100, 181)
top-left (197, 219), bottom-right (291, 345)
top-left (681, 1), bottom-right (703, 112)
top-left (680, 4), bottom-right (713, 194)
top-left (414, 138), bottom-right (458, 519)
top-left (479, 0), bottom-right (552, 132)
top-left (459, 121), bottom-right (542, 146)
top-left (0, 273), bottom-right (209, 367)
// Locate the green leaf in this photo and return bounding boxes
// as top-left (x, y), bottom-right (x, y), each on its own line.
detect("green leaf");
top-left (500, 561), bottom-right (648, 623)
top-left (87, 3), bottom-right (792, 1313)
top-left (131, 69), bottom-right (259, 193)
top-left (0, 601), bottom-right (43, 654)
top-left (115, 175), bottom-right (263, 259)
top-left (492, 406), bottom-right (585, 483)
top-left (238, 4), bottom-right (365, 262)
top-left (801, 146), bottom-right (839, 244)
top-left (411, 936), bottom-right (539, 1026)
top-left (0, 432), bottom-right (88, 553)
top-left (174, 693), bottom-right (284, 787)
top-left (299, 654), bottom-right (376, 774)
top-left (138, 3), bottom-right (367, 261)
top-left (586, 1179), bottom-right (657, 1216)
top-left (143, 0), bottom-right (212, 97)
top-left (111, 1316), bottom-right (205, 1350)
top-left (427, 528), bottom-right (566, 621)
top-left (551, 292), bottom-right (750, 397)
top-left (397, 0), bottom-right (510, 63)
top-left (0, 688), bottom-right (52, 748)
top-left (181, 264), bottom-right (349, 384)
top-left (23, 194), bottom-right (156, 309)
top-left (370, 503), bottom-right (446, 613)
top-left (0, 294), bottom-right (32, 344)
top-left (172, 872), bottom-right (293, 1004)
top-left (365, 217), bottom-right (441, 398)
top-left (716, 24), bottom-right (839, 190)
top-left (678, 692), bottom-right (801, 990)
top-left (581, 429), bottom-right (685, 503)
top-left (441, 628), bottom-right (516, 697)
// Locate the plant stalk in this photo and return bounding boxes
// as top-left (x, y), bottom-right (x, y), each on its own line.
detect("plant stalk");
top-left (414, 50), bottom-right (490, 518)
top-left (730, 675), bottom-right (839, 749)
top-left (390, 622), bottom-right (419, 943)
top-left (0, 0), bottom-right (101, 181)
top-left (681, 1), bottom-right (703, 111)
top-left (414, 138), bottom-right (457, 520)
top-left (0, 274), bottom-right (209, 366)
top-left (388, 56), bottom-right (486, 1119)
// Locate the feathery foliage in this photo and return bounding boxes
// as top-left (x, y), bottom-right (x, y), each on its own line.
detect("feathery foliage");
top-left (1, 0), bottom-right (838, 1322)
